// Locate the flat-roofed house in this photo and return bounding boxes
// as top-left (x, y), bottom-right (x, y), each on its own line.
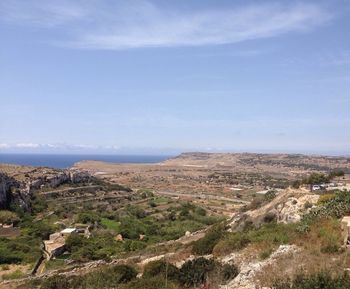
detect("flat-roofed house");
top-left (43, 227), bottom-right (78, 259)
top-left (43, 233), bottom-right (66, 259)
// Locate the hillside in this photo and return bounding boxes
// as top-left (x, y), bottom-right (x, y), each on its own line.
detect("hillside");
top-left (1, 153), bottom-right (350, 289)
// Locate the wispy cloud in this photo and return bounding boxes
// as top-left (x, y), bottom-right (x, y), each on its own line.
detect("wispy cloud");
top-left (0, 1), bottom-right (332, 49)
top-left (0, 0), bottom-right (87, 27)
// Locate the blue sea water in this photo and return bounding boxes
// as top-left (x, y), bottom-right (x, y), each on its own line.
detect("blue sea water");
top-left (0, 154), bottom-right (172, 169)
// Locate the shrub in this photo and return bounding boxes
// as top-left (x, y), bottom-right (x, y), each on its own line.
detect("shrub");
top-left (179, 257), bottom-right (216, 287)
top-left (263, 212), bottom-right (277, 223)
top-left (192, 224), bottom-right (225, 255)
top-left (303, 201), bottom-right (313, 209)
top-left (300, 190), bottom-right (350, 226)
top-left (195, 207), bottom-right (207, 216)
top-left (292, 180), bottom-right (301, 189)
top-left (0, 236), bottom-right (41, 264)
top-left (123, 240), bottom-right (147, 252)
top-left (264, 190), bottom-right (276, 202)
top-left (143, 260), bottom-right (180, 281)
top-left (213, 233), bottom-right (250, 256)
top-left (0, 210), bottom-right (19, 225)
top-left (220, 263), bottom-right (239, 282)
top-left (65, 234), bottom-right (86, 251)
top-left (126, 206), bottom-right (147, 219)
top-left (76, 212), bottom-right (100, 224)
top-left (148, 200), bottom-right (157, 208)
top-left (259, 248), bottom-right (273, 259)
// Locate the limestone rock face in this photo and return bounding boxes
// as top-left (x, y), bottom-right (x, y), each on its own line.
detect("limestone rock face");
top-left (220, 245), bottom-right (299, 289)
top-left (0, 168), bottom-right (89, 210)
top-left (276, 194), bottom-right (319, 224)
top-left (230, 189), bottom-right (320, 230)
top-left (0, 173), bottom-right (17, 209)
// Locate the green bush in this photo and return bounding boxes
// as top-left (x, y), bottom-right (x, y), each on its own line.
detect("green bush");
top-left (299, 190), bottom-right (350, 228)
top-left (264, 190), bottom-right (276, 202)
top-left (213, 233), bottom-right (250, 256)
top-left (143, 260), bottom-right (180, 281)
top-left (192, 223), bottom-right (225, 255)
top-left (220, 263), bottom-right (239, 282)
top-left (0, 236), bottom-right (41, 264)
top-left (0, 210), bottom-right (19, 225)
top-left (179, 257), bottom-right (216, 287)
top-left (67, 233), bottom-right (124, 262)
top-left (26, 220), bottom-right (57, 239)
top-left (77, 212), bottom-right (100, 224)
top-left (259, 248), bottom-right (273, 259)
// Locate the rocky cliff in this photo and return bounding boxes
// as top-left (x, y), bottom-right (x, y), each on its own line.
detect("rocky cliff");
top-left (0, 165), bottom-right (89, 210)
top-left (0, 173), bottom-right (17, 209)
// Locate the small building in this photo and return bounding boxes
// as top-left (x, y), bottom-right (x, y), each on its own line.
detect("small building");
top-left (44, 228), bottom-right (77, 260)
top-left (43, 233), bottom-right (66, 259)
top-left (43, 225), bottom-right (92, 259)
top-left (60, 227), bottom-right (77, 237)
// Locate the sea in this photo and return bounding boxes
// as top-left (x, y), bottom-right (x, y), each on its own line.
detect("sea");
top-left (0, 154), bottom-right (173, 169)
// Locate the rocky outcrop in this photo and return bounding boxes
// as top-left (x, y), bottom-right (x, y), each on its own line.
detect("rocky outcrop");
top-left (0, 173), bottom-right (17, 209)
top-left (230, 189), bottom-right (319, 230)
top-left (220, 245), bottom-right (299, 289)
top-left (276, 194), bottom-right (319, 224)
top-left (0, 168), bottom-right (89, 210)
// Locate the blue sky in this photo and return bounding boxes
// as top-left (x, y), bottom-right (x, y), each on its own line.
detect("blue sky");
top-left (0, 0), bottom-right (350, 155)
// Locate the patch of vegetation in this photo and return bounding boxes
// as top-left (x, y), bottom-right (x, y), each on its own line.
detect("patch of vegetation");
top-left (38, 264), bottom-right (137, 289)
top-left (0, 235), bottom-right (41, 264)
top-left (65, 232), bottom-right (125, 262)
top-left (293, 170), bottom-right (345, 188)
top-left (298, 190), bottom-right (350, 231)
top-left (272, 271), bottom-right (350, 289)
top-left (32, 259), bottom-right (238, 289)
top-left (0, 210), bottom-right (19, 225)
top-left (90, 177), bottom-right (132, 192)
top-left (142, 260), bottom-right (180, 282)
top-left (259, 247), bottom-right (274, 259)
top-left (264, 190), bottom-right (277, 202)
top-left (1, 269), bottom-right (26, 280)
top-left (101, 218), bottom-right (120, 232)
top-left (192, 223), bottom-right (226, 255)
top-left (213, 222), bottom-right (297, 257)
top-left (178, 257), bottom-right (238, 287)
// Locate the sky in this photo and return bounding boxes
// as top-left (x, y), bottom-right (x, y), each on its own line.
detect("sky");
top-left (0, 0), bottom-right (350, 155)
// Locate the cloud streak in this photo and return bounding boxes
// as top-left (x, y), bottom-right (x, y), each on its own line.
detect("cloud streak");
top-left (0, 1), bottom-right (332, 49)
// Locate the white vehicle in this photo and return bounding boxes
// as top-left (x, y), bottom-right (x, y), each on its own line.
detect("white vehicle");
top-left (312, 185), bottom-right (321, 191)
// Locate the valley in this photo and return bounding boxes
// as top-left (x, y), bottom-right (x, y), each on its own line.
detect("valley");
top-left (1, 152), bottom-right (350, 289)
